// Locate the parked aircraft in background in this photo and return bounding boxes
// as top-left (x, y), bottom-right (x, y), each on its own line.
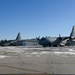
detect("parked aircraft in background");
top-left (0, 26), bottom-right (75, 47)
top-left (37, 26), bottom-right (75, 47)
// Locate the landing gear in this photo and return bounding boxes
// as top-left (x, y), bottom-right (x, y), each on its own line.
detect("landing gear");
top-left (43, 45), bottom-right (46, 47)
top-left (53, 45), bottom-right (57, 47)
top-left (49, 43), bottom-right (51, 47)
top-left (49, 45), bottom-right (51, 47)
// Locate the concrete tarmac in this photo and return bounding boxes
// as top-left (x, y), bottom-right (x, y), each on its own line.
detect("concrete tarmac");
top-left (0, 46), bottom-right (75, 74)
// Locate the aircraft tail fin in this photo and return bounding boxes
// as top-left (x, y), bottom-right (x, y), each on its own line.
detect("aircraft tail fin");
top-left (70, 26), bottom-right (75, 38)
top-left (16, 32), bottom-right (21, 41)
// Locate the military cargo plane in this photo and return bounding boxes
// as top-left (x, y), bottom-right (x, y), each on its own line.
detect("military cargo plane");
top-left (37, 26), bottom-right (75, 47)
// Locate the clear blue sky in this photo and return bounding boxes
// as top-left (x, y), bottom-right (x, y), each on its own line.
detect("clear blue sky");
top-left (0, 0), bottom-right (75, 40)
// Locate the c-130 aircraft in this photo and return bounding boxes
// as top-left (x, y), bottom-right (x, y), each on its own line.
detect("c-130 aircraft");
top-left (37, 26), bottom-right (75, 47)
